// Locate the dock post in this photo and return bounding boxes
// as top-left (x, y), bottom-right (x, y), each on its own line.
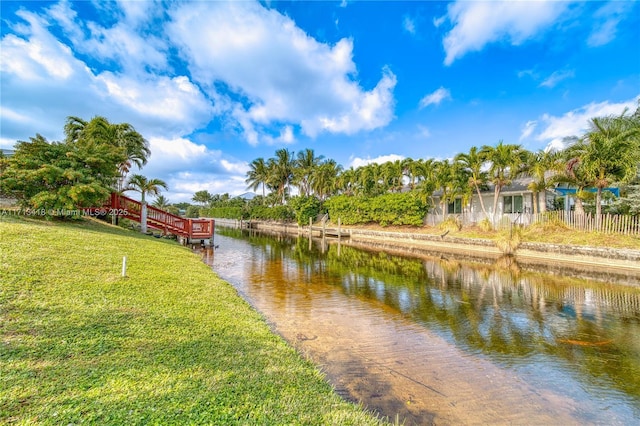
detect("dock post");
top-left (338, 217), bottom-right (341, 241)
top-left (309, 217), bottom-right (312, 238)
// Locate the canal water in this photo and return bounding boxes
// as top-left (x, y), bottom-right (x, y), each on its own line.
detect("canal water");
top-left (202, 228), bottom-right (640, 425)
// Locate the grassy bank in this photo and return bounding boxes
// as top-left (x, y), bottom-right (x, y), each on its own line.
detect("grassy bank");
top-left (0, 216), bottom-right (383, 425)
top-left (340, 222), bottom-right (640, 250)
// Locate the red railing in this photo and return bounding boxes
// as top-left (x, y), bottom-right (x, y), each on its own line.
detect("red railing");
top-left (108, 193), bottom-right (214, 239)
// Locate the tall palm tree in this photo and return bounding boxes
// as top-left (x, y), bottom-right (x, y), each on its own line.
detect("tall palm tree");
top-left (480, 141), bottom-right (528, 222)
top-left (125, 174), bottom-right (168, 233)
top-left (382, 160), bottom-right (404, 193)
top-left (523, 149), bottom-right (563, 213)
top-left (455, 146), bottom-right (489, 218)
top-left (65, 116), bottom-right (150, 191)
top-left (267, 149), bottom-right (295, 204)
top-left (568, 109), bottom-right (640, 217)
top-left (336, 167), bottom-right (357, 196)
top-left (311, 159), bottom-right (343, 200)
top-left (245, 157), bottom-right (269, 202)
top-left (294, 149), bottom-right (323, 197)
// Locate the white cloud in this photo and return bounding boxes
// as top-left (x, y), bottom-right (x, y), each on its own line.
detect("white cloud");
top-left (48, 0), bottom-right (168, 75)
top-left (95, 72), bottom-right (213, 135)
top-left (441, 0), bottom-right (573, 65)
top-left (141, 137), bottom-right (249, 202)
top-left (419, 87), bottom-right (451, 108)
top-left (417, 125), bottom-right (431, 139)
top-left (167, 1), bottom-right (396, 142)
top-left (535, 96), bottom-right (640, 151)
top-left (403, 16), bottom-right (416, 35)
top-left (349, 154), bottom-right (405, 169)
top-left (0, 10), bottom-right (79, 82)
top-left (519, 120), bottom-right (537, 141)
top-left (588, 1), bottom-right (635, 47)
top-left (539, 69), bottom-right (575, 88)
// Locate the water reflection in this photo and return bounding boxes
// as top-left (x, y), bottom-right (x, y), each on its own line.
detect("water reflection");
top-left (207, 228), bottom-right (640, 424)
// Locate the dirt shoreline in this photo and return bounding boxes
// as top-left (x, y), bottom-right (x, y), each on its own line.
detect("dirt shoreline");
top-left (212, 218), bottom-right (640, 279)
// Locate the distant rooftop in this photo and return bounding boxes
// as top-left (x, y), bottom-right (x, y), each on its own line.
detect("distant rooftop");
top-left (236, 192), bottom-right (257, 200)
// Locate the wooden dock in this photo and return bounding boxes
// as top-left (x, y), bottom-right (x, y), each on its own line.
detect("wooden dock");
top-left (309, 226), bottom-right (349, 238)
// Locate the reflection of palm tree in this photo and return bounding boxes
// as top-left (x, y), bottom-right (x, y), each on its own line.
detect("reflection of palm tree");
top-left (125, 174), bottom-right (168, 233)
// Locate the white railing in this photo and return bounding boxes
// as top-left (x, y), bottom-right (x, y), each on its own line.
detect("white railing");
top-left (425, 211), bottom-right (640, 235)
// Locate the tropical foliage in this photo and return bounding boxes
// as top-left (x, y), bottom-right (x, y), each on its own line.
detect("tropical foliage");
top-left (2, 116), bottom-right (150, 213)
top-left (225, 104), bottom-right (640, 226)
top-left (1, 134), bottom-right (125, 211)
top-left (124, 174), bottom-right (168, 233)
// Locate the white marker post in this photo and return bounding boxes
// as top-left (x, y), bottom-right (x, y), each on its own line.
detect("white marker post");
top-left (122, 256), bottom-right (127, 278)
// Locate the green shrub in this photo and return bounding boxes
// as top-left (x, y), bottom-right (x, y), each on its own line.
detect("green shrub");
top-left (289, 196), bottom-right (322, 225)
top-left (325, 192), bottom-right (428, 227)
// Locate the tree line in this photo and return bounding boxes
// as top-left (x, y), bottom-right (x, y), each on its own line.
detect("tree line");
top-left (214, 104), bottom-right (638, 224)
top-left (2, 105), bottom-right (639, 229)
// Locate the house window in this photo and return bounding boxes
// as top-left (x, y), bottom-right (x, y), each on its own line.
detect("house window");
top-left (503, 195), bottom-right (523, 214)
top-left (448, 198), bottom-right (463, 214)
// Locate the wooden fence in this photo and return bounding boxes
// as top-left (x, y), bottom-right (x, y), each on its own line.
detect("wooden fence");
top-left (426, 211), bottom-right (640, 236)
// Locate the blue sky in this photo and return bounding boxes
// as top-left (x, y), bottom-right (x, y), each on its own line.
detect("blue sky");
top-left (1, 1), bottom-right (639, 202)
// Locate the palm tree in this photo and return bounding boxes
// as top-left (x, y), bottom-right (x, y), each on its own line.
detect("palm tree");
top-left (336, 167), bottom-right (357, 196)
top-left (480, 141), bottom-right (528, 223)
top-left (455, 146), bottom-right (489, 218)
top-left (65, 116), bottom-right (150, 191)
top-left (555, 154), bottom-right (591, 215)
top-left (311, 159), bottom-right (343, 200)
top-left (294, 149), bottom-right (323, 197)
top-left (152, 194), bottom-right (171, 210)
top-left (433, 160), bottom-right (456, 218)
top-left (267, 149), bottom-right (295, 204)
top-left (192, 190), bottom-right (213, 206)
top-left (523, 149), bottom-right (563, 214)
top-left (567, 109), bottom-right (640, 217)
top-left (381, 160), bottom-right (404, 193)
top-left (245, 157), bottom-right (269, 202)
top-left (125, 174), bottom-right (168, 233)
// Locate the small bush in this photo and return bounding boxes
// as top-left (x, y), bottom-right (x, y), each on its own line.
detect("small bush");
top-left (438, 216), bottom-right (462, 232)
top-left (479, 218), bottom-right (493, 232)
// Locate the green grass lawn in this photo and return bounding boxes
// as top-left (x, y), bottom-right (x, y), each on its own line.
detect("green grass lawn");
top-left (0, 216), bottom-right (384, 425)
